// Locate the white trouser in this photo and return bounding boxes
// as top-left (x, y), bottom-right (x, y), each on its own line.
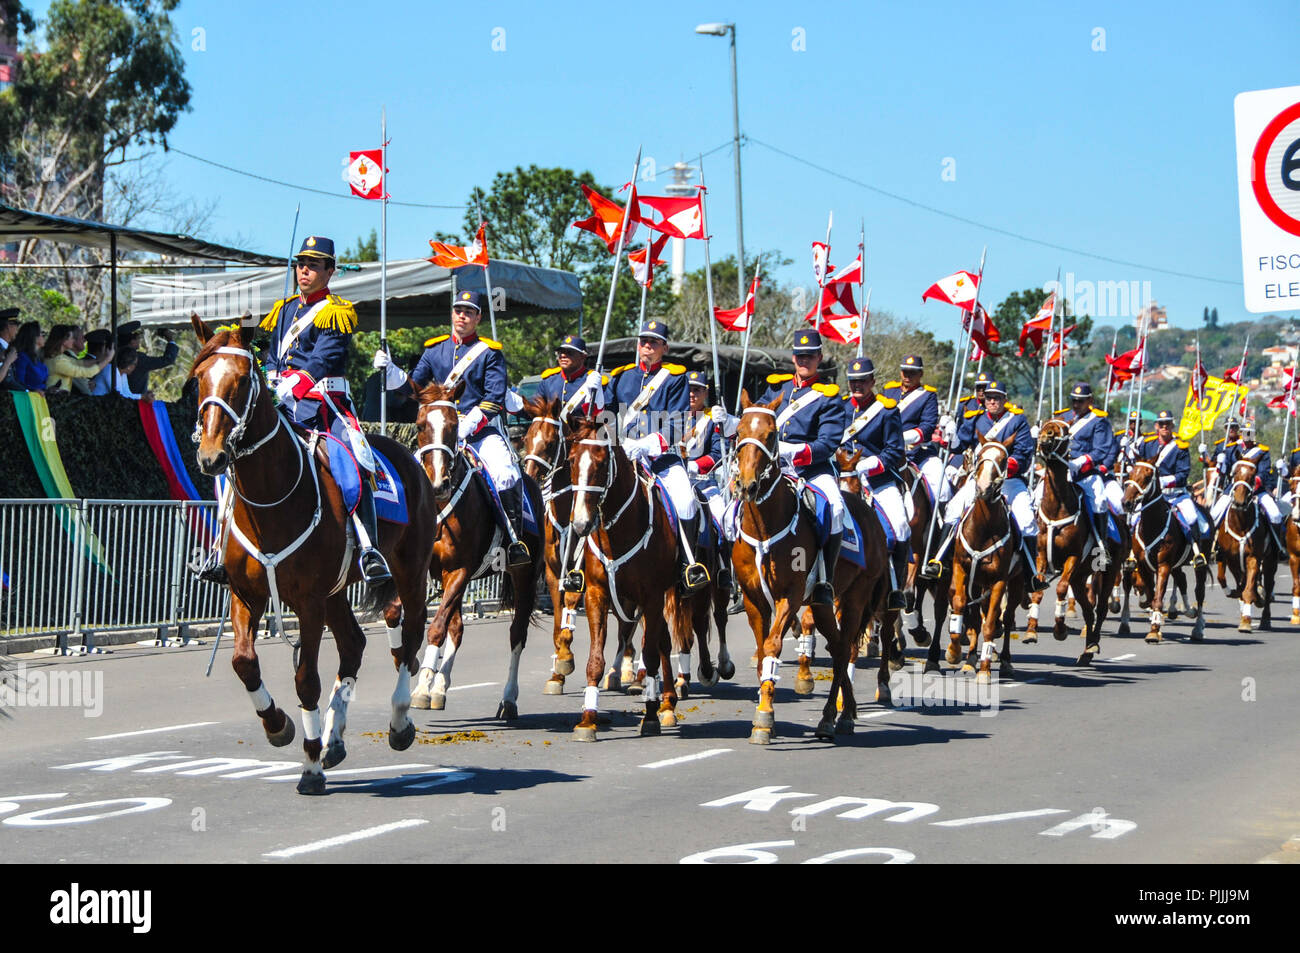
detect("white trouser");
top-left (1166, 491), bottom-right (1208, 535)
top-left (657, 459), bottom-right (699, 522)
top-left (695, 480), bottom-right (727, 527)
top-left (802, 470), bottom-right (845, 534)
top-left (944, 476), bottom-right (1036, 536)
top-left (870, 483), bottom-right (911, 546)
top-left (468, 429), bottom-right (520, 492)
top-left (917, 454), bottom-right (950, 504)
top-left (1212, 491), bottom-right (1283, 525)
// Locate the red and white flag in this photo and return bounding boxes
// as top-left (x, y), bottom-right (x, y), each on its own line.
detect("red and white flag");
top-left (628, 232), bottom-right (669, 288)
top-left (635, 193), bottom-right (705, 239)
top-left (812, 242), bottom-right (830, 285)
top-left (827, 252), bottom-right (862, 286)
top-left (1268, 367), bottom-right (1296, 413)
top-left (1192, 359), bottom-right (1209, 401)
top-left (347, 149), bottom-right (384, 200)
top-left (714, 274), bottom-right (761, 332)
top-left (573, 184), bottom-right (639, 254)
top-left (921, 270), bottom-right (980, 307)
top-left (427, 223), bottom-right (489, 269)
top-left (1017, 292), bottom-right (1056, 356)
top-left (962, 302), bottom-right (1001, 353)
top-left (1105, 343), bottom-right (1144, 389)
top-left (804, 282), bottom-right (861, 345)
top-left (1223, 362), bottom-right (1245, 385)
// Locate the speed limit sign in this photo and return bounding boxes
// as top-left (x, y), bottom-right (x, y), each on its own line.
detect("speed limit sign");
top-left (1235, 86), bottom-right (1300, 313)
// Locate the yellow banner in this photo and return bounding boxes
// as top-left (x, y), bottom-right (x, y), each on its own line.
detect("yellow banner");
top-left (1178, 375), bottom-right (1248, 442)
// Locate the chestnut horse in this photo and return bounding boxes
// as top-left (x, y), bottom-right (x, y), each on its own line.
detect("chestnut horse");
top-left (931, 436), bottom-right (1025, 681)
top-left (1120, 460), bottom-right (1208, 642)
top-left (1287, 473), bottom-right (1300, 625)
top-left (1214, 458), bottom-right (1277, 633)
top-left (1027, 419), bottom-right (1127, 664)
top-left (731, 392), bottom-right (865, 743)
top-left (563, 416), bottom-right (698, 739)
top-left (410, 380), bottom-right (544, 719)
top-left (901, 460), bottom-right (949, 649)
top-left (189, 318), bottom-right (436, 795)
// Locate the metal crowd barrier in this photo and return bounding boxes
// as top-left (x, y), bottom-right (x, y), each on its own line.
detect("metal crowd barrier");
top-left (0, 499), bottom-right (506, 649)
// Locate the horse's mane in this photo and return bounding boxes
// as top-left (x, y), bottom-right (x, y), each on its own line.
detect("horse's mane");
top-left (567, 416), bottom-right (603, 446)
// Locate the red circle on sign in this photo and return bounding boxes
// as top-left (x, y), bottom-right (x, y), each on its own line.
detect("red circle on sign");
top-left (1252, 100), bottom-right (1300, 237)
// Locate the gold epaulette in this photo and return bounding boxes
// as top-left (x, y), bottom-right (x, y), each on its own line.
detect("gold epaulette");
top-left (541, 366), bottom-right (562, 378)
top-left (1258, 444), bottom-right (1271, 452)
top-left (1054, 407), bottom-right (1069, 416)
top-left (767, 372), bottom-right (794, 384)
top-left (1176, 439), bottom-right (1189, 449)
top-left (964, 408), bottom-right (983, 419)
top-left (664, 363), bottom-right (686, 375)
top-left (1007, 402), bottom-right (1024, 413)
top-left (423, 333), bottom-right (451, 348)
top-left (258, 295), bottom-right (295, 332)
top-left (959, 393), bottom-right (974, 402)
top-left (1091, 407), bottom-right (1108, 418)
top-left (876, 395), bottom-right (897, 409)
top-left (883, 380), bottom-right (901, 389)
top-left (1143, 434), bottom-right (1159, 442)
top-left (310, 294), bottom-right (357, 333)
top-left (812, 382), bottom-right (839, 397)
top-left (924, 384), bottom-right (937, 393)
top-left (610, 362), bottom-right (636, 376)
top-left (479, 337), bottom-right (503, 351)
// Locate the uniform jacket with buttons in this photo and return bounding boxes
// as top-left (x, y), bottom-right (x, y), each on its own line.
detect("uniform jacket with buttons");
top-left (880, 380), bottom-right (939, 462)
top-left (1059, 406), bottom-right (1119, 473)
top-left (758, 373), bottom-right (847, 480)
top-left (259, 291), bottom-right (356, 386)
top-left (841, 392), bottom-right (905, 490)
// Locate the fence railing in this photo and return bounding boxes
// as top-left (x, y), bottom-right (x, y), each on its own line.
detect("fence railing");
top-left (0, 499), bottom-right (504, 648)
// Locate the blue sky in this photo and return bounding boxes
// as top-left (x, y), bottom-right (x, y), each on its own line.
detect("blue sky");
top-left (30, 0), bottom-right (1300, 338)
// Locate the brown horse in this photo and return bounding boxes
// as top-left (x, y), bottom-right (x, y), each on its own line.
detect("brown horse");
top-left (1287, 474), bottom-right (1300, 624)
top-left (1120, 460), bottom-right (1208, 642)
top-left (189, 318), bottom-right (437, 795)
top-left (731, 392), bottom-right (866, 743)
top-left (563, 416), bottom-right (696, 739)
top-left (409, 380), bottom-right (543, 718)
top-left (1214, 458), bottom-right (1277, 633)
top-left (901, 460), bottom-right (950, 649)
top-left (936, 437), bottom-right (1025, 681)
top-left (1027, 419), bottom-right (1128, 664)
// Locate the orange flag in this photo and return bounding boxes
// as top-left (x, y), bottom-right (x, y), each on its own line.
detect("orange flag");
top-left (427, 223), bottom-right (488, 268)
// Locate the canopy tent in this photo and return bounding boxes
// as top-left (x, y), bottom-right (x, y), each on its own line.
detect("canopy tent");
top-left (131, 258), bottom-right (583, 328)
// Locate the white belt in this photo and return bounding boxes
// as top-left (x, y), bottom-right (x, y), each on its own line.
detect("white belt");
top-left (311, 376), bottom-right (350, 394)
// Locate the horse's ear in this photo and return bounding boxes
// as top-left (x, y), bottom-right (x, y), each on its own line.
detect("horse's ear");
top-left (190, 311), bottom-right (213, 344)
top-left (452, 379), bottom-right (467, 402)
top-left (228, 321), bottom-right (245, 348)
top-left (519, 394), bottom-right (547, 420)
top-left (978, 430), bottom-right (988, 445)
top-left (767, 392), bottom-right (784, 412)
top-left (739, 388), bottom-right (752, 410)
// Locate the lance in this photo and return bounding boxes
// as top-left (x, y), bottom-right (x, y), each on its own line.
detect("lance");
top-left (282, 203), bottom-right (301, 301)
top-left (1033, 280), bottom-right (1058, 427)
top-left (379, 108), bottom-right (390, 430)
top-left (856, 221), bottom-right (867, 359)
top-left (698, 154), bottom-right (724, 406)
top-left (594, 147), bottom-right (643, 375)
top-left (733, 252), bottom-right (761, 417)
top-left (476, 194), bottom-right (499, 342)
top-left (1279, 348), bottom-right (1299, 486)
top-left (1103, 326), bottom-right (1119, 414)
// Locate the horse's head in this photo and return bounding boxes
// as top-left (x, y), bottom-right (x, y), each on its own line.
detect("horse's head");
top-left (1122, 459), bottom-right (1156, 512)
top-left (1229, 459), bottom-right (1258, 511)
top-left (565, 415), bottom-right (613, 537)
top-left (1036, 418), bottom-right (1071, 462)
top-left (836, 448), bottom-right (863, 496)
top-left (733, 389), bottom-right (783, 502)
top-left (1291, 473), bottom-right (1300, 522)
top-left (518, 394), bottom-right (563, 483)
top-left (414, 379), bottom-right (466, 498)
top-left (187, 315), bottom-right (266, 476)
top-left (973, 433), bottom-right (1010, 502)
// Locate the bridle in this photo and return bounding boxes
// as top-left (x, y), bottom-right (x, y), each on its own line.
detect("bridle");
top-left (1228, 460), bottom-right (1258, 512)
top-left (734, 406), bottom-right (782, 504)
top-left (1123, 459), bottom-right (1159, 508)
top-left (415, 399), bottom-right (460, 469)
top-left (974, 442), bottom-right (1008, 498)
top-left (569, 433), bottom-right (640, 533)
top-left (522, 416), bottom-right (564, 476)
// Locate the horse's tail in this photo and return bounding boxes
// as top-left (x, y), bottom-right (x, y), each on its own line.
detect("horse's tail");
top-left (361, 576), bottom-right (398, 618)
top-left (498, 565), bottom-right (544, 629)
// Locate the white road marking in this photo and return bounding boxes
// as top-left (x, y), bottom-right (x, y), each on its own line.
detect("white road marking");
top-left (640, 749), bottom-right (732, 769)
top-left (87, 722), bottom-right (217, 741)
top-left (263, 818), bottom-right (428, 859)
top-left (263, 763), bottom-right (432, 782)
top-left (1103, 653), bottom-right (1136, 662)
top-left (857, 711), bottom-right (895, 720)
top-left (932, 808), bottom-right (1070, 827)
top-left (447, 681), bottom-right (497, 692)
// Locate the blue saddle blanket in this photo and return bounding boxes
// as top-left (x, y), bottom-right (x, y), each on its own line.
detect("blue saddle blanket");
top-left (465, 446), bottom-right (538, 536)
top-left (805, 482), bottom-right (868, 569)
top-left (1079, 492), bottom-right (1123, 544)
top-left (326, 434), bottom-right (409, 525)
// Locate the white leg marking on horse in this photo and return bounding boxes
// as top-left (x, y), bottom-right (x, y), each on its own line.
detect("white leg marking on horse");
top-left (1292, 595), bottom-right (1300, 612)
top-left (1028, 603), bottom-right (1039, 622)
top-left (413, 667), bottom-right (435, 694)
top-left (844, 665), bottom-right (856, 686)
top-left (503, 643), bottom-right (524, 705)
top-left (301, 707), bottom-right (322, 743)
top-left (797, 635), bottom-right (814, 660)
top-left (1054, 600), bottom-right (1066, 620)
top-left (643, 675), bottom-right (660, 703)
top-left (903, 610), bottom-right (919, 630)
top-left (948, 614), bottom-right (963, 636)
top-left (978, 640), bottom-right (995, 663)
top-left (582, 685), bottom-right (600, 713)
top-left (322, 676), bottom-right (355, 748)
top-left (391, 668), bottom-right (411, 728)
top-left (1149, 608), bottom-right (1162, 629)
top-left (248, 683), bottom-right (273, 713)
top-left (421, 642), bottom-right (442, 672)
top-left (1241, 600), bottom-right (1252, 620)
top-left (674, 652), bottom-right (690, 678)
top-left (386, 621), bottom-right (403, 651)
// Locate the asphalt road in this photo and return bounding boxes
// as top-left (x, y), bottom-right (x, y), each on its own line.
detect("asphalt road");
top-left (2, 574), bottom-right (1297, 865)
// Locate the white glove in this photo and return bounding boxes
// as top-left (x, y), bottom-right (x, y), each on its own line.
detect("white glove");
top-left (505, 388), bottom-right (524, 413)
top-left (903, 429), bottom-right (921, 448)
top-left (372, 349), bottom-right (390, 370)
top-left (778, 441), bottom-right (804, 461)
top-left (274, 375), bottom-right (297, 405)
top-left (1068, 455), bottom-right (1088, 477)
top-left (855, 454), bottom-right (884, 476)
top-left (1030, 424), bottom-right (1040, 440)
top-left (687, 459), bottom-right (701, 475)
top-left (942, 417), bottom-right (957, 444)
top-left (944, 463), bottom-right (963, 485)
top-left (624, 434), bottom-right (663, 461)
top-left (457, 406), bottom-right (485, 440)
top-left (717, 410), bottom-right (739, 439)
top-left (1198, 443), bottom-right (1208, 455)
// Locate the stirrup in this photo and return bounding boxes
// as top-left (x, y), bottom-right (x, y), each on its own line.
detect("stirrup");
top-left (919, 558), bottom-right (943, 580)
top-left (563, 569), bottom-right (586, 593)
top-left (682, 562), bottom-right (710, 593)
top-left (189, 548), bottom-right (228, 585)
top-left (360, 548), bottom-right (392, 586)
top-left (810, 580), bottom-right (835, 607)
top-left (506, 539), bottom-right (531, 567)
top-left (1029, 574), bottom-right (1049, 594)
top-left (716, 566), bottom-right (732, 590)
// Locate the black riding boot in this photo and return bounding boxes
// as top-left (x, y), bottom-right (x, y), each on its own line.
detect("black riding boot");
top-left (921, 523), bottom-right (955, 580)
top-left (500, 484), bottom-right (531, 567)
top-left (356, 480), bottom-right (392, 586)
top-left (717, 540), bottom-right (733, 591)
top-left (887, 545), bottom-right (908, 610)
top-left (189, 544), bottom-right (228, 585)
top-left (678, 514), bottom-right (710, 592)
top-left (812, 532), bottom-right (841, 606)
top-left (1092, 511), bottom-right (1112, 571)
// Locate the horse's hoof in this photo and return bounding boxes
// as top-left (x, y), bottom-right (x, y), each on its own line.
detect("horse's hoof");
top-left (322, 740), bottom-right (347, 770)
top-left (542, 677), bottom-right (564, 696)
top-left (265, 710), bottom-right (296, 748)
top-left (698, 666), bottom-right (719, 689)
top-left (1000, 663), bottom-right (1015, 678)
top-left (1108, 599), bottom-right (1121, 613)
top-left (1168, 608), bottom-right (1180, 622)
top-left (946, 647), bottom-right (961, 665)
top-left (1022, 631), bottom-right (1038, 644)
top-left (600, 671), bottom-right (620, 692)
top-left (814, 718), bottom-right (836, 742)
top-left (875, 684), bottom-right (893, 706)
top-left (975, 670), bottom-right (991, 685)
top-left (753, 709), bottom-right (775, 730)
top-left (961, 663), bottom-right (975, 674)
top-left (428, 692), bottom-right (446, 711)
top-left (1290, 611), bottom-right (1300, 625)
top-left (296, 771), bottom-right (326, 796)
top-left (554, 657), bottom-right (575, 676)
top-left (625, 677), bottom-right (645, 696)
top-left (1191, 630), bottom-right (1205, 643)
top-left (1238, 619), bottom-right (1252, 634)
top-left (1225, 589), bottom-right (1240, 600)
top-left (658, 709), bottom-right (677, 729)
top-left (496, 700), bottom-right (518, 722)
top-left (639, 717), bottom-right (661, 737)
top-left (718, 659), bottom-right (736, 680)
top-left (573, 725), bottom-right (597, 742)
top-left (1145, 632), bottom-right (1161, 644)
top-left (410, 690), bottom-right (432, 710)
top-left (388, 720), bottom-right (416, 751)
top-left (923, 660), bottom-right (942, 674)
top-left (749, 728), bottom-right (772, 745)
top-left (909, 628), bottom-right (932, 648)
top-left (1117, 623), bottom-right (1131, 637)
top-left (674, 678), bottom-right (689, 700)
top-left (1074, 652), bottom-right (1093, 667)
top-left (835, 714), bottom-right (855, 734)
top-left (794, 677), bottom-right (815, 696)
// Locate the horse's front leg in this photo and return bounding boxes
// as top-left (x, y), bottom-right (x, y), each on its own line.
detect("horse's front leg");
top-left (1240, 549), bottom-right (1259, 633)
top-left (976, 579), bottom-right (1006, 684)
top-left (290, 604), bottom-right (326, 796)
top-left (947, 560), bottom-right (969, 668)
top-left (321, 594), bottom-right (365, 769)
top-left (794, 605), bottom-right (817, 695)
top-left (230, 591), bottom-right (296, 748)
top-left (1147, 561), bottom-right (1171, 644)
top-left (498, 561), bottom-right (538, 721)
top-left (641, 601), bottom-right (677, 734)
top-left (1053, 555), bottom-right (1076, 641)
top-left (414, 567), bottom-right (470, 710)
top-left (544, 552), bottom-right (576, 695)
top-left (574, 586), bottom-right (608, 741)
top-left (751, 597), bottom-right (794, 745)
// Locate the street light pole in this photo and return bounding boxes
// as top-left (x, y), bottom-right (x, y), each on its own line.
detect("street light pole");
top-left (697, 21), bottom-right (745, 307)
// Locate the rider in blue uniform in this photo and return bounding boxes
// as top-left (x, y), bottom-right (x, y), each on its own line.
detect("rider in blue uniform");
top-left (259, 235), bottom-right (390, 586)
top-left (956, 371), bottom-right (991, 418)
top-left (1058, 382), bottom-right (1120, 570)
top-left (1138, 410), bottom-right (1209, 566)
top-left (840, 355), bottom-right (908, 609)
top-left (682, 370), bottom-right (730, 587)
top-left (758, 330), bottom-right (848, 606)
top-left (1212, 418), bottom-right (1285, 549)
top-left (537, 333), bottom-right (606, 418)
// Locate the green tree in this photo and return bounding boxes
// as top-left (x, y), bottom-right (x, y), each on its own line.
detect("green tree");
top-left (0, 271), bottom-right (80, 326)
top-left (340, 229), bottom-right (379, 264)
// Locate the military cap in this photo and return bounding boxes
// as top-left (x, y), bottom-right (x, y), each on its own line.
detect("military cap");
top-left (557, 334), bottom-right (587, 354)
top-left (846, 357), bottom-right (876, 379)
top-left (452, 290), bottom-right (484, 313)
top-left (900, 355), bottom-right (924, 371)
top-left (296, 235), bottom-right (336, 260)
top-left (793, 330), bottom-right (823, 353)
top-left (686, 370), bottom-right (710, 390)
top-left (639, 319), bottom-right (669, 342)
top-left (983, 379), bottom-right (1008, 397)
top-left (1069, 382), bottom-right (1093, 400)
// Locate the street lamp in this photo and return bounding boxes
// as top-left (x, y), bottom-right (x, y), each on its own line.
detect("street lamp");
top-left (695, 21), bottom-right (745, 307)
